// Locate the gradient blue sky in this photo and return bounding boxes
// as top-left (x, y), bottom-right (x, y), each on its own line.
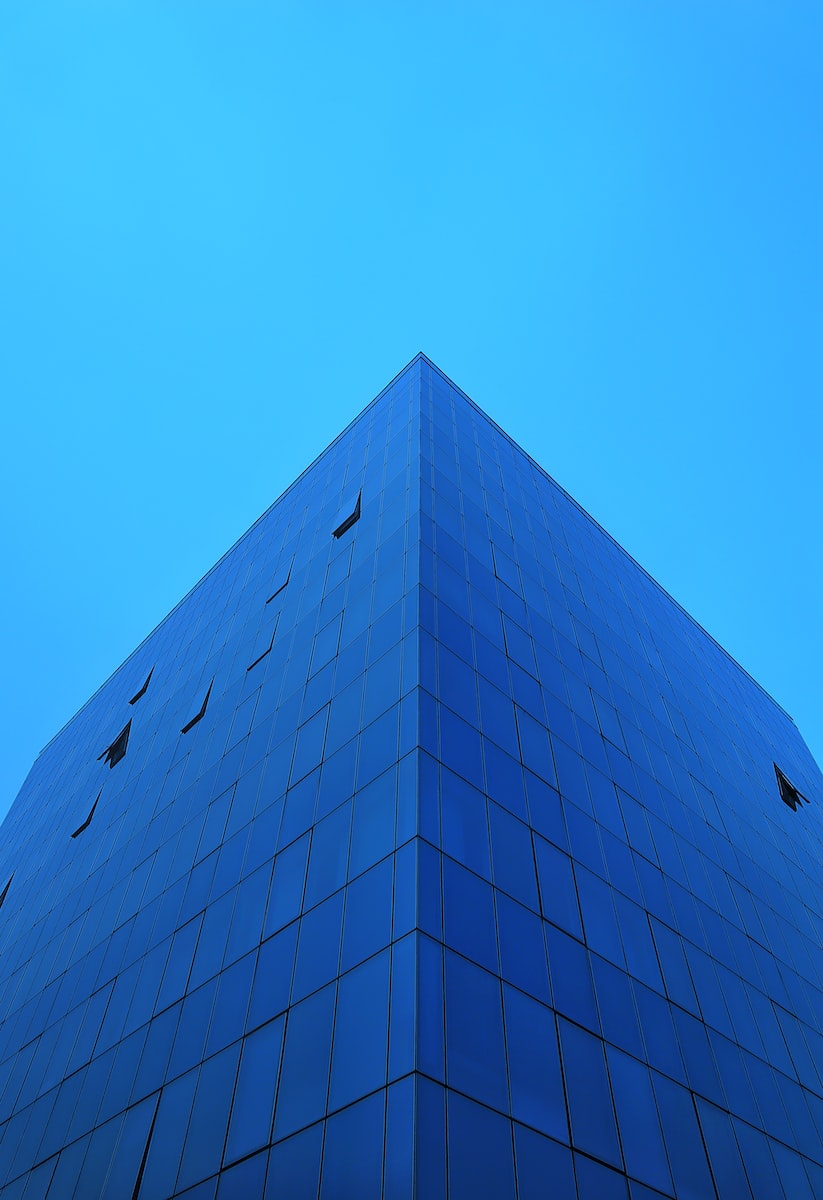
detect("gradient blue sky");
top-left (1, 1), bottom-right (821, 819)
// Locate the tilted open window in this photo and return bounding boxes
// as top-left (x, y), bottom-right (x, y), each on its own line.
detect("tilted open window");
top-left (72, 791), bottom-right (102, 838)
top-left (266, 558), bottom-right (292, 605)
top-left (181, 680), bottom-right (213, 734)
top-left (130, 1092), bottom-right (161, 1200)
top-left (332, 491), bottom-right (361, 539)
top-left (0, 876), bottom-right (11, 910)
top-left (99, 721), bottom-right (131, 769)
top-left (129, 667), bottom-right (154, 705)
top-left (775, 764), bottom-right (808, 812)
top-left (248, 613), bottom-right (279, 672)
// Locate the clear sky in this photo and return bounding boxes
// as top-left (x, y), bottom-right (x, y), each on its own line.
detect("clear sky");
top-left (1, 1), bottom-right (821, 820)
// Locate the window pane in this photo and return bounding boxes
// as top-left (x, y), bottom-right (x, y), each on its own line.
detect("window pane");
top-left (273, 984), bottom-right (335, 1140)
top-left (504, 986), bottom-right (566, 1143)
top-left (320, 1091), bottom-right (385, 1200)
top-left (445, 951), bottom-right (507, 1112)
top-left (177, 1044), bottom-right (241, 1191)
top-left (558, 1018), bottom-right (622, 1170)
top-left (329, 951), bottom-right (390, 1111)
top-left (447, 1092), bottom-right (516, 1200)
top-left (225, 1017), bottom-right (284, 1164)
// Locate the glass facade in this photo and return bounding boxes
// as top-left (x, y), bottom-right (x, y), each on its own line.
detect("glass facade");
top-left (0, 353), bottom-right (820, 1198)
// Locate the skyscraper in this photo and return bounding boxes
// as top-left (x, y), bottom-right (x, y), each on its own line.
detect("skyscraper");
top-left (0, 354), bottom-right (820, 1198)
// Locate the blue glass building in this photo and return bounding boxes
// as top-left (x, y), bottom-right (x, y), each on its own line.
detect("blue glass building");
top-left (0, 354), bottom-right (821, 1198)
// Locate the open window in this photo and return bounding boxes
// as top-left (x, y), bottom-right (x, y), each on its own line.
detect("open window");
top-left (72, 791), bottom-right (102, 838)
top-left (266, 558), bottom-right (292, 605)
top-left (332, 490), bottom-right (361, 539)
top-left (491, 543), bottom-right (521, 593)
top-left (0, 876), bottom-right (11, 910)
top-left (775, 764), bottom-right (808, 812)
top-left (130, 1091), bottom-right (161, 1200)
top-left (181, 680), bottom-right (213, 734)
top-left (248, 613), bottom-right (279, 672)
top-left (99, 721), bottom-right (131, 769)
top-left (129, 667), bottom-right (154, 705)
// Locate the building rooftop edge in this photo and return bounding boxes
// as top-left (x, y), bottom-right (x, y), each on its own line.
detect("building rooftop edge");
top-left (415, 353), bottom-right (794, 725)
top-left (35, 353), bottom-right (426, 760)
top-left (35, 350), bottom-right (793, 768)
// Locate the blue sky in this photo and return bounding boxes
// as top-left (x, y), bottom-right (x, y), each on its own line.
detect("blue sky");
top-left (1, 1), bottom-right (821, 819)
